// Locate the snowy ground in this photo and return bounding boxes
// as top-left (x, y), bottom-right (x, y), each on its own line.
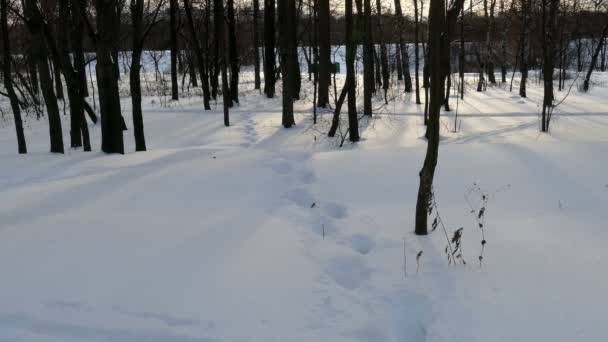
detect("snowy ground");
top-left (1, 67), bottom-right (608, 341)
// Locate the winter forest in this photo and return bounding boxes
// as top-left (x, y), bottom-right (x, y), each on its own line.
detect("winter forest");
top-left (1, 0), bottom-right (607, 340)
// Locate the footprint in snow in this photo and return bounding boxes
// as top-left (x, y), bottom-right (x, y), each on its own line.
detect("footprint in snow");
top-left (348, 234), bottom-right (375, 255)
top-left (325, 256), bottom-right (372, 290)
top-left (284, 188), bottom-right (314, 208)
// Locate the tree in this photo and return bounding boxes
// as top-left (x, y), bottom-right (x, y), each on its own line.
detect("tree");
top-left (415, 0), bottom-right (465, 235)
top-left (24, 0), bottom-right (64, 153)
top-left (214, 0), bottom-right (231, 126)
top-left (317, 0), bottom-right (331, 107)
top-left (279, 0), bottom-right (296, 127)
top-left (345, 0), bottom-right (359, 141)
top-left (227, 0), bottom-right (239, 105)
top-left (91, 0), bottom-right (125, 154)
top-left (376, 0), bottom-right (389, 104)
top-left (395, 0), bottom-right (413, 92)
top-left (184, 0), bottom-right (212, 110)
top-left (363, 0), bottom-right (374, 115)
top-left (264, 0), bottom-right (276, 98)
top-left (541, 0), bottom-right (559, 132)
top-left (583, 21), bottom-right (608, 91)
top-left (519, 0), bottom-right (529, 97)
top-left (170, 0), bottom-right (179, 100)
top-left (413, 0), bottom-right (422, 104)
top-left (1, 0), bottom-right (26, 153)
top-left (129, 0), bottom-right (162, 151)
top-left (50, 0), bottom-right (91, 151)
top-left (253, 0), bottom-right (261, 90)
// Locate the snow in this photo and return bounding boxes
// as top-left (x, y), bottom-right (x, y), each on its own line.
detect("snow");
top-left (1, 62), bottom-right (608, 341)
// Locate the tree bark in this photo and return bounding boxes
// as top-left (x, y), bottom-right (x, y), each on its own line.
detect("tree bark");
top-left (264, 0), bottom-right (276, 98)
top-left (24, 0), bottom-right (64, 153)
top-left (94, 0), bottom-right (125, 154)
top-left (317, 0), bottom-right (330, 107)
top-left (253, 0), bottom-right (261, 90)
top-left (170, 0), bottom-right (179, 100)
top-left (214, 0), bottom-right (231, 126)
top-left (413, 0), bottom-right (422, 104)
top-left (345, 0), bottom-right (359, 141)
top-left (184, 0), bottom-right (212, 110)
top-left (583, 22), bottom-right (608, 92)
top-left (227, 0), bottom-right (239, 105)
top-left (1, 0), bottom-right (26, 153)
top-left (279, 0), bottom-right (296, 127)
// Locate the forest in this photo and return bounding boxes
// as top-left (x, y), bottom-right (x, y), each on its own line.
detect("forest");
top-left (0, 0), bottom-right (607, 340)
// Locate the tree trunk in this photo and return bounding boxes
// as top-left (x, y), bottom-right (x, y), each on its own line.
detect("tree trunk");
top-left (130, 0), bottom-right (147, 151)
top-left (519, 0), bottom-right (528, 97)
top-left (184, 0), bottom-right (212, 110)
top-left (376, 0), bottom-right (389, 103)
top-left (413, 0), bottom-right (422, 104)
top-left (362, 0), bottom-right (374, 115)
top-left (345, 0), bottom-right (359, 141)
top-left (317, 0), bottom-right (331, 107)
top-left (264, 0), bottom-right (276, 98)
top-left (214, 0), bottom-right (231, 126)
top-left (279, 0), bottom-right (296, 127)
top-left (1, 0), bottom-right (26, 153)
top-left (583, 22), bottom-right (608, 92)
top-left (416, 0), bottom-right (446, 235)
top-left (541, 0), bottom-right (559, 132)
top-left (94, 0), bottom-right (125, 154)
top-left (395, 0), bottom-right (412, 92)
top-left (24, 0), bottom-right (64, 153)
top-left (253, 0), bottom-right (261, 90)
top-left (52, 0), bottom-right (91, 151)
top-left (227, 0), bottom-right (239, 105)
top-left (170, 0), bottom-right (179, 100)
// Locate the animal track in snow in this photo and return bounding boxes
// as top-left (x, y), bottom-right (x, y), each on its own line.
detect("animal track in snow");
top-left (325, 256), bottom-right (372, 290)
top-left (284, 188), bottom-right (314, 208)
top-left (348, 234), bottom-right (375, 255)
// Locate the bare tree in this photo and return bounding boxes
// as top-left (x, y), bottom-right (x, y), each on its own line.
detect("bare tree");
top-left (264, 0), bottom-right (276, 98)
top-left (1, 0), bottom-right (26, 153)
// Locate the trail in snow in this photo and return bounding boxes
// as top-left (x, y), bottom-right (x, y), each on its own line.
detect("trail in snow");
top-left (1, 70), bottom-right (608, 341)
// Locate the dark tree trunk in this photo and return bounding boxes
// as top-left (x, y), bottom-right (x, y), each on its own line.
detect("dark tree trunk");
top-left (130, 0), bottom-right (147, 151)
top-left (363, 0), bottom-right (374, 115)
top-left (170, 0), bottom-right (179, 100)
top-left (416, 0), bottom-right (445, 235)
top-left (253, 0), bottom-right (261, 90)
top-left (395, 0), bottom-right (412, 92)
top-left (227, 0), bottom-right (239, 105)
top-left (460, 8), bottom-right (465, 99)
top-left (1, 0), bottom-right (26, 153)
top-left (415, 0), bottom-right (465, 235)
top-left (317, 0), bottom-right (330, 107)
top-left (53, 59), bottom-right (64, 100)
top-left (184, 0), bottom-right (212, 110)
top-left (27, 54), bottom-right (39, 97)
top-left (279, 0), bottom-right (296, 127)
top-left (345, 0), bottom-right (359, 141)
top-left (583, 22), bottom-right (608, 92)
top-left (214, 0), bottom-right (231, 126)
top-left (541, 0), bottom-right (559, 132)
top-left (52, 0), bottom-right (91, 151)
top-left (413, 0), bottom-right (421, 104)
top-left (519, 0), bottom-right (528, 97)
top-left (264, 0), bottom-right (276, 98)
top-left (376, 0), bottom-right (389, 103)
top-left (24, 0), bottom-right (64, 153)
top-left (94, 0), bottom-right (125, 154)
top-left (188, 49), bottom-right (198, 87)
